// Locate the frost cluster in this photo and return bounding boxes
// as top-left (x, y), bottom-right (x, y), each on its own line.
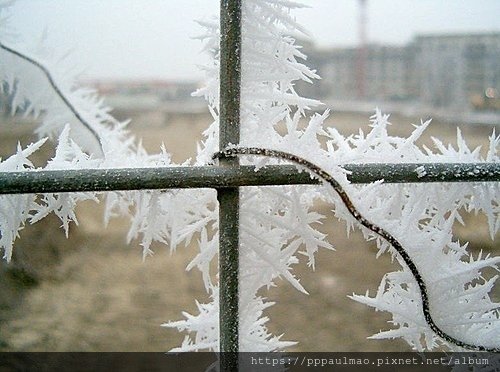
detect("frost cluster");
top-left (0, 0), bottom-right (498, 353)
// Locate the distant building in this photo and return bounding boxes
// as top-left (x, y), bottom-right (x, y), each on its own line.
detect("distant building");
top-left (306, 45), bottom-right (412, 102)
top-left (413, 33), bottom-right (500, 111)
top-left (85, 80), bottom-right (205, 112)
top-left (300, 32), bottom-right (500, 112)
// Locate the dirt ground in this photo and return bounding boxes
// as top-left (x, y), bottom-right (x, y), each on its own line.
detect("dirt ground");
top-left (0, 109), bottom-right (498, 352)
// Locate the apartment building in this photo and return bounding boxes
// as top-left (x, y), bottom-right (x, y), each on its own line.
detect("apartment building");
top-left (300, 32), bottom-right (500, 112)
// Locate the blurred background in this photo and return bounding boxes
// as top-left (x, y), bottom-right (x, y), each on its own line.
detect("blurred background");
top-left (0, 0), bottom-right (499, 352)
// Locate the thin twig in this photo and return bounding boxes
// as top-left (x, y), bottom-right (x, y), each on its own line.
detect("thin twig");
top-left (213, 146), bottom-right (500, 353)
top-left (0, 42), bottom-right (103, 154)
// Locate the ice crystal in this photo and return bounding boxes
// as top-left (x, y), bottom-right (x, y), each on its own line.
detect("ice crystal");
top-left (0, 0), bottom-right (498, 353)
top-left (166, 0), bottom-right (499, 352)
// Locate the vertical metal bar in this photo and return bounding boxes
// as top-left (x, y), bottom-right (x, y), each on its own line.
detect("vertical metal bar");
top-left (218, 0), bottom-right (241, 368)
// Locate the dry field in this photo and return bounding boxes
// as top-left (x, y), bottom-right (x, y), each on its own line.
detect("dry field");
top-left (0, 109), bottom-right (498, 352)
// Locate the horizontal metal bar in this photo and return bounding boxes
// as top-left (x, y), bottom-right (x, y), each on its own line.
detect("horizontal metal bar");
top-left (0, 163), bottom-right (498, 195)
top-left (347, 162), bottom-right (500, 183)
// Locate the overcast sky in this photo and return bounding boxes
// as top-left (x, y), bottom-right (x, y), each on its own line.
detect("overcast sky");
top-left (7, 0), bottom-right (500, 81)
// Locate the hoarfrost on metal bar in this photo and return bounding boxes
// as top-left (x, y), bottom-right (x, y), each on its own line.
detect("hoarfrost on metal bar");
top-left (0, 0), bottom-right (498, 353)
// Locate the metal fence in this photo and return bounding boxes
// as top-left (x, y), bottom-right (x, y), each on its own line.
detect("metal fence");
top-left (1, 0), bottom-right (499, 370)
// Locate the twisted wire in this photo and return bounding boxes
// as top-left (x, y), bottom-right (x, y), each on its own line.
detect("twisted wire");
top-left (213, 146), bottom-right (500, 353)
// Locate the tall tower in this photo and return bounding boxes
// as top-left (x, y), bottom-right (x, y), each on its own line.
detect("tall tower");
top-left (356, 0), bottom-right (368, 99)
